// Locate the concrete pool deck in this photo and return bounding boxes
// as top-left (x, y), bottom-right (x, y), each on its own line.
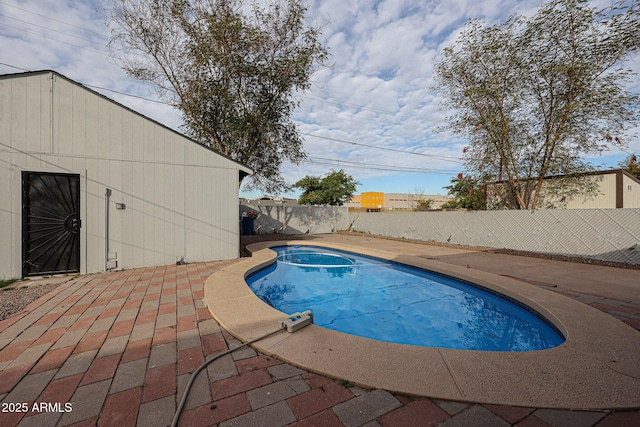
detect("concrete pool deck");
top-left (205, 235), bottom-right (640, 410)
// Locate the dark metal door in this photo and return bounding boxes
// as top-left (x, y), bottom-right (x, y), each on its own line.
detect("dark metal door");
top-left (22, 172), bottom-right (81, 277)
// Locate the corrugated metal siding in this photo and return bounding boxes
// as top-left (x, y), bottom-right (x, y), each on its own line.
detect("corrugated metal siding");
top-left (1, 71), bottom-right (248, 278)
top-left (351, 209), bottom-right (640, 265)
top-left (564, 174), bottom-right (617, 209)
top-left (623, 175), bottom-right (640, 208)
top-left (492, 173), bottom-right (622, 209)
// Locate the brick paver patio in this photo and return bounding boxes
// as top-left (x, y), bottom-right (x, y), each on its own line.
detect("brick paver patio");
top-left (1, 245), bottom-right (639, 426)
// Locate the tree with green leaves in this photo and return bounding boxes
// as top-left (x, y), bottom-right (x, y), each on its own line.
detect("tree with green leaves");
top-left (434, 0), bottom-right (639, 210)
top-left (294, 170), bottom-right (360, 206)
top-left (415, 199), bottom-right (434, 211)
top-left (107, 0), bottom-right (328, 193)
top-left (619, 153), bottom-right (640, 179)
top-left (442, 174), bottom-right (487, 210)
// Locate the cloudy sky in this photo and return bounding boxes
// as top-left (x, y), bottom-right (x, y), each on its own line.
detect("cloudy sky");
top-left (1, 0), bottom-right (638, 199)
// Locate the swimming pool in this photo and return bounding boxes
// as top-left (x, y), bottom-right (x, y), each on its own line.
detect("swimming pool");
top-left (205, 238), bottom-right (640, 408)
top-left (246, 246), bottom-right (564, 351)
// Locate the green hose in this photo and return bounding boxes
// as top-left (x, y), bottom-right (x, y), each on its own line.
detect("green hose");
top-left (171, 327), bottom-right (286, 427)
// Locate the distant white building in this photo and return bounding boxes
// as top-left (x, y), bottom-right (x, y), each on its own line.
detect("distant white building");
top-left (383, 193), bottom-right (454, 210)
top-left (1, 70), bottom-right (251, 278)
top-left (241, 195), bottom-right (299, 206)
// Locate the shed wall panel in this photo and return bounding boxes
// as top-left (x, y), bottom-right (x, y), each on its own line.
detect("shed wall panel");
top-left (143, 119), bottom-right (155, 162)
top-left (85, 157), bottom-right (101, 274)
top-left (120, 160), bottom-right (136, 269)
top-left (153, 162), bottom-right (165, 264)
top-left (141, 162), bottom-right (154, 267)
top-left (131, 115), bottom-right (144, 162)
top-left (73, 85), bottom-right (90, 158)
top-left (121, 110), bottom-right (133, 160)
top-left (10, 78), bottom-right (27, 153)
top-left (174, 160), bottom-right (186, 259)
top-left (623, 175), bottom-right (640, 208)
top-left (163, 165), bottom-right (176, 262)
top-left (25, 75), bottom-right (43, 153)
top-left (110, 104), bottom-right (122, 161)
top-left (55, 81), bottom-right (69, 156)
top-left (0, 151), bottom-right (14, 278)
top-left (108, 160), bottom-right (122, 267)
top-left (96, 97), bottom-right (110, 160)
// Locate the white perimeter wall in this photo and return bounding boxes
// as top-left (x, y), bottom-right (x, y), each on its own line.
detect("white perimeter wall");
top-left (240, 204), bottom-right (352, 234)
top-left (350, 209), bottom-right (640, 265)
top-left (1, 72), bottom-right (247, 278)
top-left (242, 204), bottom-right (640, 265)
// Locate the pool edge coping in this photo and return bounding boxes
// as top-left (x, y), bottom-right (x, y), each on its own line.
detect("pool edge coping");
top-left (204, 238), bottom-right (640, 410)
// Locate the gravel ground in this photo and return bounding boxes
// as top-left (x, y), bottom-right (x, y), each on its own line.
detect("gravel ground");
top-left (0, 283), bottom-right (63, 321)
top-left (0, 284), bottom-right (60, 320)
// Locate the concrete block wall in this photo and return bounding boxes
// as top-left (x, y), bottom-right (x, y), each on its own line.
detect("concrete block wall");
top-left (350, 209), bottom-right (640, 265)
top-left (238, 205), bottom-right (640, 265)
top-left (240, 204), bottom-right (352, 235)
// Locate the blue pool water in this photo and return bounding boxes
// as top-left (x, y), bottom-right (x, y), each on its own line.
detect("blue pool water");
top-left (246, 246), bottom-right (565, 351)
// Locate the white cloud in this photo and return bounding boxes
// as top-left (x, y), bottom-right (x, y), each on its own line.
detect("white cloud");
top-left (1, 0), bottom-right (637, 198)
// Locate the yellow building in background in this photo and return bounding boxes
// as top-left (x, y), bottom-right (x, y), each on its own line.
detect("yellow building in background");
top-left (346, 192), bottom-right (455, 211)
top-left (360, 192), bottom-right (384, 211)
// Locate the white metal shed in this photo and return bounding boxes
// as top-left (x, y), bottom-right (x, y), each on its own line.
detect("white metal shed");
top-left (0, 70), bottom-right (251, 278)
